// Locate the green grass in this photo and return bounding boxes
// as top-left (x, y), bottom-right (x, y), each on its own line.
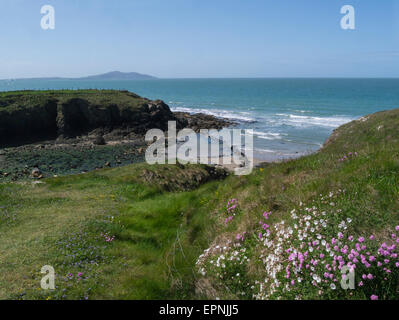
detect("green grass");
top-left (1, 108), bottom-right (399, 300)
top-left (0, 163), bottom-right (226, 299)
top-left (0, 89), bottom-right (146, 112)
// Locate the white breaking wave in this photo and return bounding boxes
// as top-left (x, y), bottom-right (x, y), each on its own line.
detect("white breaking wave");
top-left (272, 113), bottom-right (354, 128)
top-left (252, 131), bottom-right (285, 140)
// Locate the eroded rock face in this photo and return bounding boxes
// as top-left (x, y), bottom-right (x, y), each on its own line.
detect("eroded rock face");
top-left (0, 92), bottom-right (180, 146)
top-left (56, 98), bottom-right (177, 138)
top-left (0, 99), bottom-right (59, 142)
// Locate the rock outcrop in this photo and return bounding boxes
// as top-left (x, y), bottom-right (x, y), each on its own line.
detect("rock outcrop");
top-left (174, 112), bottom-right (234, 132)
top-left (0, 91), bottom-right (162, 146)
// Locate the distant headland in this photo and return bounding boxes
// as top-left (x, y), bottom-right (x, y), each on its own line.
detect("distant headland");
top-left (1, 71), bottom-right (157, 81)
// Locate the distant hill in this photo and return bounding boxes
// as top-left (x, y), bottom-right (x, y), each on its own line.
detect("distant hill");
top-left (1, 71), bottom-right (157, 81)
top-left (78, 71), bottom-right (157, 80)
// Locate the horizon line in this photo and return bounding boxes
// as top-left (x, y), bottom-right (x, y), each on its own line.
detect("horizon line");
top-left (2, 76), bottom-right (399, 81)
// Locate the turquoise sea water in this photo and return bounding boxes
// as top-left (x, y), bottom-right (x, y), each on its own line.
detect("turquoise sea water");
top-left (1, 78), bottom-right (399, 160)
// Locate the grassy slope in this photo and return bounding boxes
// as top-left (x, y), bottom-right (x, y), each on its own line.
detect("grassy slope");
top-left (0, 90), bottom-right (147, 112)
top-left (1, 108), bottom-right (399, 300)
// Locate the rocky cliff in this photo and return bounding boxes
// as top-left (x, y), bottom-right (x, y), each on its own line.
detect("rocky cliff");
top-left (0, 90), bottom-right (182, 146)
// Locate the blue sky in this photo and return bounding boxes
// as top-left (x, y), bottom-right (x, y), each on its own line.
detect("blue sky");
top-left (0, 0), bottom-right (398, 78)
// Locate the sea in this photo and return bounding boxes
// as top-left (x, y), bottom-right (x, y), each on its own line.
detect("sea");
top-left (1, 78), bottom-right (399, 161)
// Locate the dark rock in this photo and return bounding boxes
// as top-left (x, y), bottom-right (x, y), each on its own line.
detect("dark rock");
top-left (174, 112), bottom-right (235, 132)
top-left (93, 135), bottom-right (106, 145)
top-left (31, 168), bottom-right (41, 178)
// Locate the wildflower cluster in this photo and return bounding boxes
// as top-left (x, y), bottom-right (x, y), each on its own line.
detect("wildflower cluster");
top-left (52, 231), bottom-right (109, 300)
top-left (196, 239), bottom-right (253, 299)
top-left (255, 191), bottom-right (399, 300)
top-left (338, 151), bottom-right (358, 162)
top-left (258, 211), bottom-right (272, 239)
top-left (100, 232), bottom-right (115, 242)
top-left (66, 272), bottom-right (85, 282)
top-left (197, 192), bottom-right (399, 300)
top-left (224, 199), bottom-right (240, 225)
top-left (56, 232), bottom-right (107, 267)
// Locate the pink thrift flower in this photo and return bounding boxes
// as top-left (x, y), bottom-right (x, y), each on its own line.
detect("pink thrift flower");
top-left (370, 295), bottom-right (378, 300)
top-left (369, 235), bottom-right (375, 240)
